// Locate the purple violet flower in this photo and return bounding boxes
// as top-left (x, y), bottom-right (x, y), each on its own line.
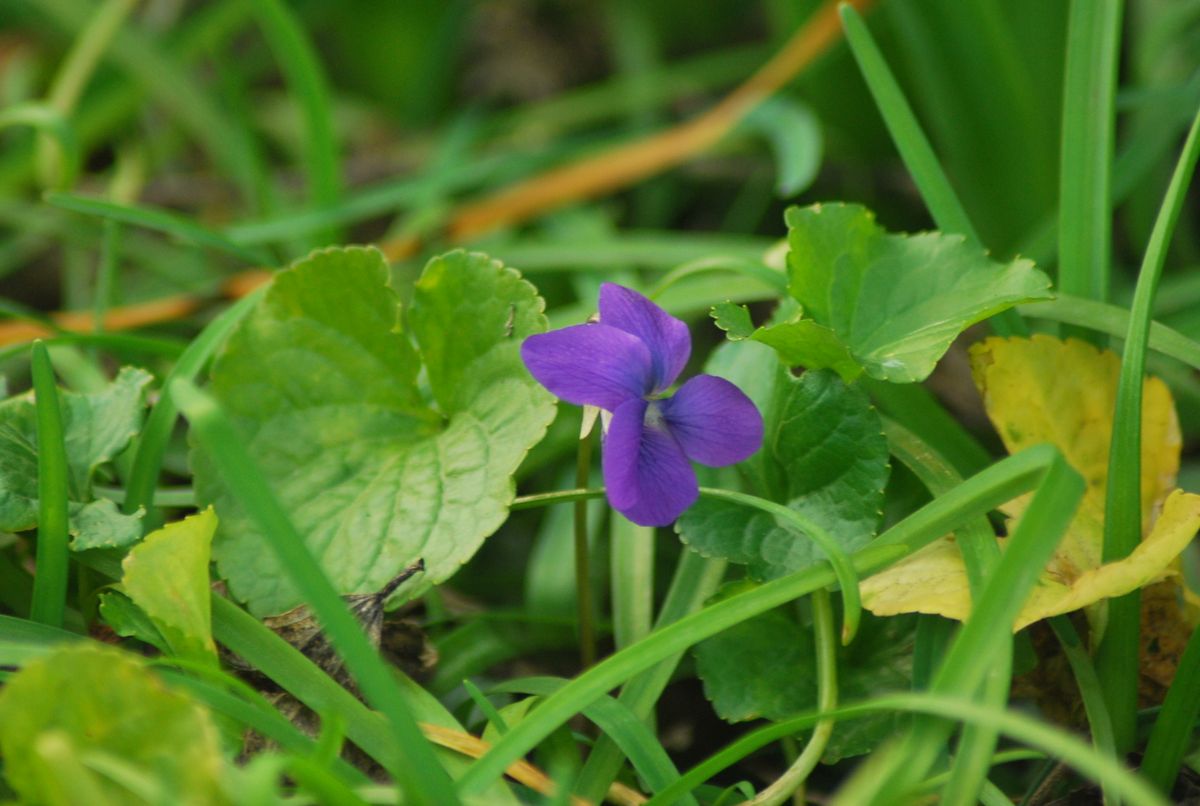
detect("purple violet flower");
top-left (521, 283), bottom-right (764, 527)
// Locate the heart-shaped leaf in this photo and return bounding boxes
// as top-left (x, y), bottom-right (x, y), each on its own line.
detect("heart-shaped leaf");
top-left (194, 247), bottom-right (556, 616)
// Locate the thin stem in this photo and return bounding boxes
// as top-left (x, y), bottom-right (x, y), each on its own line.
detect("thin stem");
top-left (575, 431), bottom-right (597, 669)
top-left (512, 487), bottom-right (606, 510)
top-left (750, 587), bottom-right (838, 806)
top-left (29, 341), bottom-right (70, 628)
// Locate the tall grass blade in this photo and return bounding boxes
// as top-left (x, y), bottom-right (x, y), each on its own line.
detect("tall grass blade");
top-left (28, 342), bottom-right (71, 628)
top-left (1096, 103), bottom-right (1200, 751)
top-left (249, 0), bottom-right (341, 245)
top-left (1057, 0), bottom-right (1122, 307)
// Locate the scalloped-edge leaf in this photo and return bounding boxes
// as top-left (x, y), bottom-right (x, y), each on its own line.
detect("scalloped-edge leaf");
top-left (195, 247), bottom-right (556, 615)
top-left (0, 366), bottom-right (149, 549)
top-left (782, 203), bottom-right (1052, 383)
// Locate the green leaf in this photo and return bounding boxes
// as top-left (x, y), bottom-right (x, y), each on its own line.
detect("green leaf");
top-left (0, 366), bottom-right (149, 548)
top-left (694, 609), bottom-right (914, 761)
top-left (678, 368), bottom-right (889, 579)
top-left (783, 203), bottom-right (1052, 382)
top-left (711, 303), bottom-right (860, 381)
top-left (195, 247), bottom-right (556, 615)
top-left (120, 508), bottom-right (218, 663)
top-left (0, 644), bottom-right (227, 804)
top-left (97, 591), bottom-right (170, 654)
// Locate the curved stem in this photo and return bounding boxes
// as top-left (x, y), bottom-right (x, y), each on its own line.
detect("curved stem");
top-left (698, 487), bottom-right (861, 644)
top-left (749, 587), bottom-right (838, 806)
top-left (511, 485), bottom-right (862, 642)
top-left (511, 487), bottom-right (606, 510)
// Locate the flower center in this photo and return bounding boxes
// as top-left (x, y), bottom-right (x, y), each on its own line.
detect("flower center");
top-left (643, 400), bottom-right (667, 432)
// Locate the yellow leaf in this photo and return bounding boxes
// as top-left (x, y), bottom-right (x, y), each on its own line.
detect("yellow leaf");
top-left (121, 508), bottom-right (218, 661)
top-left (860, 535), bottom-right (972, 621)
top-left (862, 336), bottom-right (1197, 631)
top-left (972, 334), bottom-right (1179, 524)
top-left (1014, 490), bottom-right (1200, 630)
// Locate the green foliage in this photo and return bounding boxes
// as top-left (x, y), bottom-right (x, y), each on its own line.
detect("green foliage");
top-left (0, 366), bottom-right (149, 549)
top-left (679, 344), bottom-right (889, 579)
top-left (0, 644), bottom-right (227, 805)
top-left (119, 508), bottom-right (218, 663)
top-left (695, 609), bottom-right (914, 762)
top-left (743, 203), bottom-right (1052, 382)
top-left (194, 246), bottom-right (555, 615)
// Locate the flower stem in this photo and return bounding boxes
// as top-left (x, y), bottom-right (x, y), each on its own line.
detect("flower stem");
top-left (750, 587), bottom-right (838, 806)
top-left (509, 484), bottom-right (862, 643)
top-left (575, 432), bottom-right (597, 669)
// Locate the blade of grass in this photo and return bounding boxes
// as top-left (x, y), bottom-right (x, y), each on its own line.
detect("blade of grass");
top-left (493, 675), bottom-right (686, 800)
top-left (29, 341), bottom-right (71, 629)
top-left (158, 670), bottom-right (370, 788)
top-left (1057, 0), bottom-right (1122, 308)
top-left (839, 4), bottom-right (1025, 337)
top-left (170, 379), bottom-right (459, 805)
top-left (1048, 616), bottom-right (1117, 805)
top-left (458, 444), bottom-right (1063, 796)
top-left (1141, 623), bottom-right (1200, 793)
top-left (644, 692), bottom-right (1169, 806)
top-left (866, 380), bottom-right (991, 477)
top-left (124, 288), bottom-right (265, 517)
top-left (832, 453), bottom-right (1084, 805)
top-left (882, 417), bottom-right (1009, 806)
top-left (1096, 102), bottom-right (1200, 752)
top-left (1020, 295), bottom-right (1200, 369)
top-left (91, 221), bottom-right (121, 336)
top-left (249, 0), bottom-right (341, 246)
top-left (45, 192), bottom-right (272, 265)
top-left (574, 548), bottom-right (721, 805)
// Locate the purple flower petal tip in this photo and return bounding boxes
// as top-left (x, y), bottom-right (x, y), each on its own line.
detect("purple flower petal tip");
top-left (598, 284), bottom-right (691, 393)
top-left (661, 374), bottom-right (763, 466)
top-left (521, 323), bottom-right (653, 411)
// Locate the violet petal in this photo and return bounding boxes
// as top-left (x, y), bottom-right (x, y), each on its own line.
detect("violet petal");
top-left (603, 397), bottom-right (699, 526)
top-left (660, 374), bottom-right (764, 466)
top-left (599, 283), bottom-right (691, 392)
top-left (521, 324), bottom-right (653, 410)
